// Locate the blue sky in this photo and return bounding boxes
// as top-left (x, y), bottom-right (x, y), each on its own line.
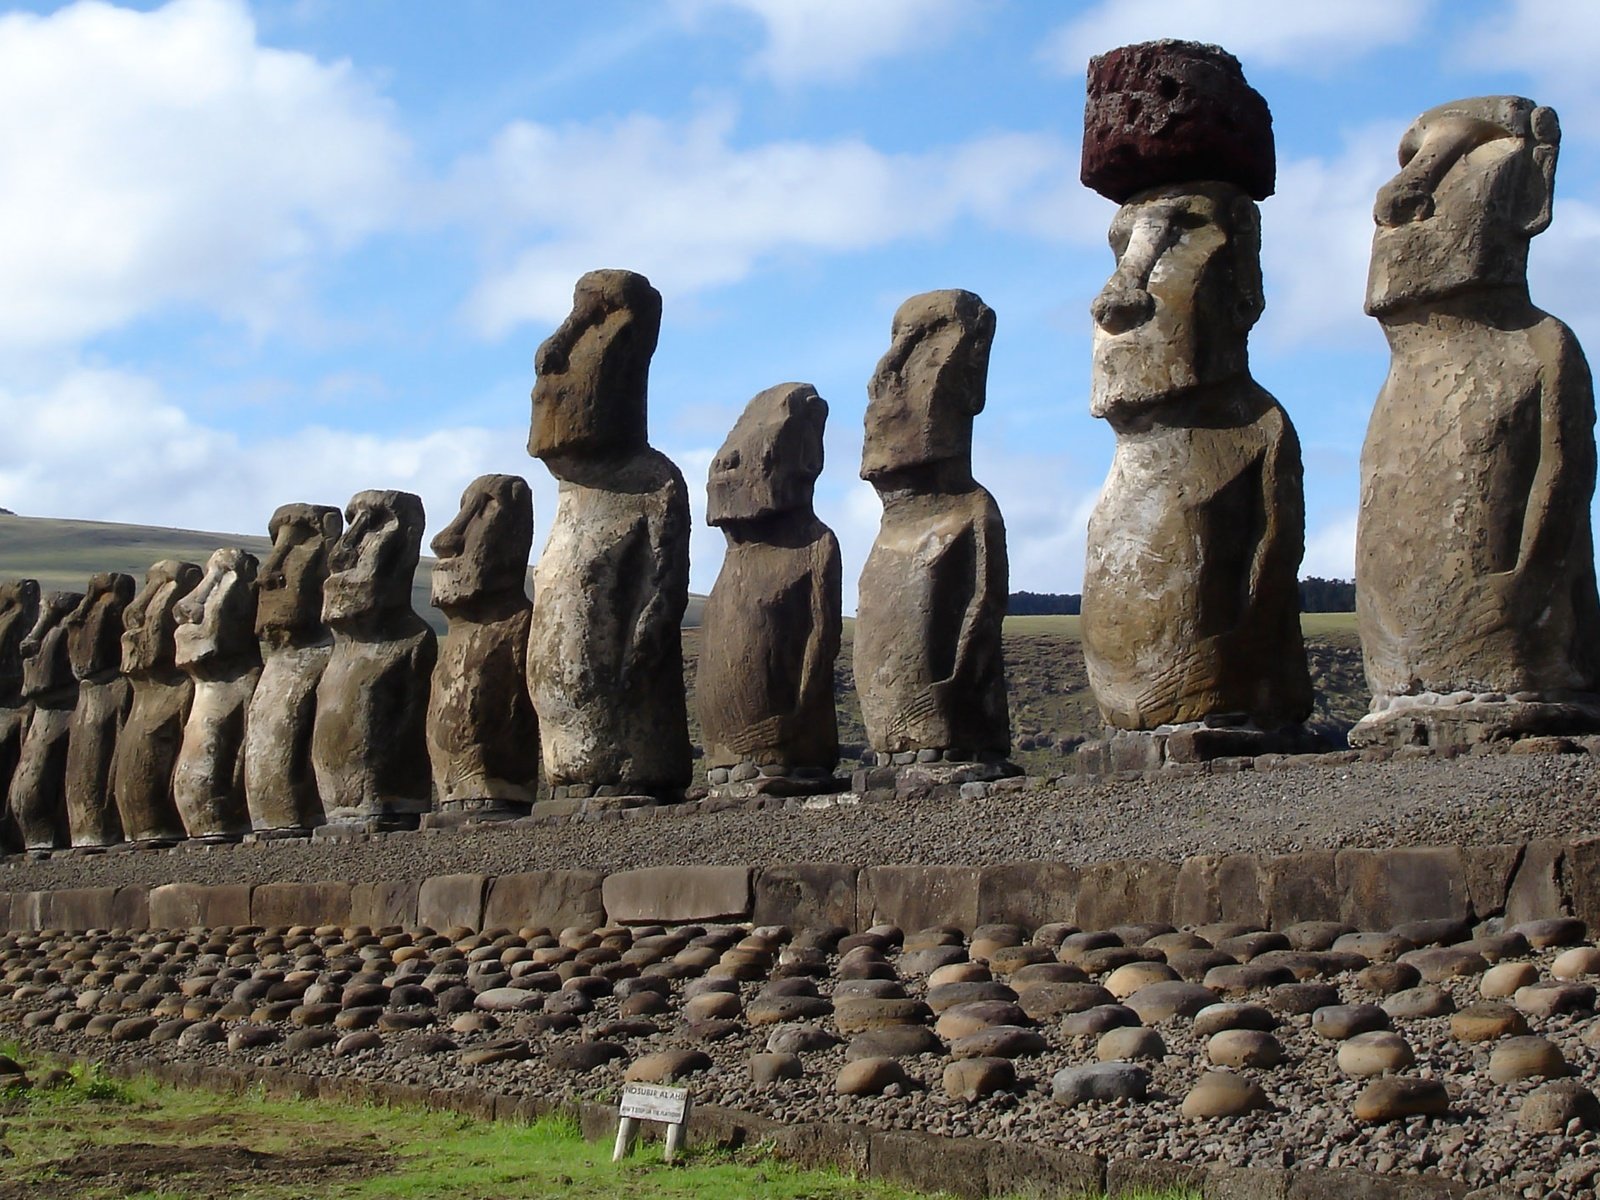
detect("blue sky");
top-left (4, 0), bottom-right (1600, 609)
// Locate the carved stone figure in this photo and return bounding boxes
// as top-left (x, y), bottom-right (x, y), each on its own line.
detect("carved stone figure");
top-left (427, 474), bottom-right (539, 816)
top-left (244, 503), bottom-right (342, 835)
top-left (1353, 96), bottom-right (1600, 748)
top-left (313, 490), bottom-right (436, 826)
top-left (1079, 40), bottom-right (1312, 746)
top-left (698, 383), bottom-right (841, 790)
top-left (63, 573), bottom-right (134, 848)
top-left (10, 590), bottom-right (83, 851)
top-left (173, 548), bottom-right (261, 841)
top-left (0, 580), bottom-right (40, 850)
top-left (527, 269), bottom-right (691, 802)
top-left (855, 289), bottom-right (1011, 763)
top-left (113, 560), bottom-right (202, 845)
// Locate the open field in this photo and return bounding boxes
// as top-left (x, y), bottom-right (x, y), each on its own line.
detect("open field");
top-left (0, 1049), bottom-right (1196, 1200)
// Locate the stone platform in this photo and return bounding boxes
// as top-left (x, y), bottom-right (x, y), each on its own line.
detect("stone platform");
top-left (1351, 693), bottom-right (1600, 753)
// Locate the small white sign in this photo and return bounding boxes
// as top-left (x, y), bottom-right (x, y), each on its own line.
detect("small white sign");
top-left (619, 1083), bottom-right (692, 1124)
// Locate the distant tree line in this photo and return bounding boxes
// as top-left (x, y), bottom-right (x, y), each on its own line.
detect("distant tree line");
top-left (1006, 578), bottom-right (1357, 616)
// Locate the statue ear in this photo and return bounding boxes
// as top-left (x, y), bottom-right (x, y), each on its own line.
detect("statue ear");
top-left (1230, 195), bottom-right (1266, 331)
top-left (1521, 106), bottom-right (1560, 237)
top-left (319, 510), bottom-right (345, 543)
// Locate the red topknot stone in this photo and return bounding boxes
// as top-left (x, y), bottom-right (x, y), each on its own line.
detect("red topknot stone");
top-left (1081, 39), bottom-right (1275, 203)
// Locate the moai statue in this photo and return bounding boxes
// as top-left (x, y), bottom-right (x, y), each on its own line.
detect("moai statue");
top-left (698, 383), bottom-right (842, 796)
top-left (855, 289), bottom-right (1012, 777)
top-left (245, 504), bottom-right (342, 835)
top-left (1078, 40), bottom-right (1313, 764)
top-left (10, 590), bottom-right (83, 851)
top-left (312, 490), bottom-right (436, 827)
top-left (172, 548), bottom-right (261, 841)
top-left (426, 474), bottom-right (539, 818)
top-left (113, 560), bottom-right (202, 846)
top-left (1353, 96), bottom-right (1600, 749)
top-left (63, 573), bottom-right (135, 848)
top-left (0, 580), bottom-right (40, 850)
top-left (527, 269), bottom-right (691, 806)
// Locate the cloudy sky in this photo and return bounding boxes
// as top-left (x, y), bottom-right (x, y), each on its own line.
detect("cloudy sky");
top-left (3, 0), bottom-right (1599, 608)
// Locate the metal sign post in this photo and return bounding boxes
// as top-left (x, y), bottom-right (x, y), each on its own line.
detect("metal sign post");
top-left (613, 1083), bottom-right (694, 1163)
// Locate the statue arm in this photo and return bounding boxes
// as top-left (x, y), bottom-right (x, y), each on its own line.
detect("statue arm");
top-left (1516, 327), bottom-right (1596, 581)
top-left (795, 532), bottom-right (842, 723)
top-left (623, 483), bottom-right (690, 688)
top-left (1246, 415), bottom-right (1306, 630)
top-left (942, 505), bottom-right (1008, 693)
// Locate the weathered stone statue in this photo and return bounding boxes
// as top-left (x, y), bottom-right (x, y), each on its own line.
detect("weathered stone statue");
top-left (1078, 40), bottom-right (1312, 763)
top-left (244, 503), bottom-right (342, 836)
top-left (855, 289), bottom-right (1011, 768)
top-left (426, 474), bottom-right (539, 818)
top-left (313, 490), bottom-right (436, 827)
top-left (63, 573), bottom-right (134, 848)
top-left (527, 269), bottom-right (691, 807)
top-left (113, 560), bottom-right (202, 846)
top-left (173, 548), bottom-right (261, 841)
top-left (10, 590), bottom-right (83, 851)
top-left (1353, 96), bottom-right (1600, 749)
top-left (0, 580), bottom-right (39, 850)
top-left (698, 383), bottom-right (842, 794)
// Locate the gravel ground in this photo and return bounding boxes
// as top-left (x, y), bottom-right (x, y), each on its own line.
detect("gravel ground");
top-left (4, 915), bottom-right (1599, 1197)
top-left (2, 753), bottom-right (1598, 893)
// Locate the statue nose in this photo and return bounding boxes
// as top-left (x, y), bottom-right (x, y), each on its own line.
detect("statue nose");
top-left (1091, 286), bottom-right (1155, 334)
top-left (1374, 178), bottom-right (1434, 227)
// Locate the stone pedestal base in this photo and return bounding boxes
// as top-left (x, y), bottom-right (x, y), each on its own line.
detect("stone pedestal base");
top-left (420, 800), bottom-right (530, 831)
top-left (704, 763), bottom-right (846, 801)
top-left (527, 785), bottom-right (679, 823)
top-left (1075, 721), bottom-right (1326, 776)
top-left (245, 826), bottom-right (316, 843)
top-left (851, 758), bottom-right (1022, 804)
top-left (313, 814), bottom-right (420, 838)
top-left (1349, 693), bottom-right (1600, 752)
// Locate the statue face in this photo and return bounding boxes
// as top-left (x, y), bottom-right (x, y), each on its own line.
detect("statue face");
top-left (1089, 181), bottom-right (1261, 421)
top-left (322, 490), bottom-right (425, 625)
top-left (256, 503), bottom-right (342, 641)
top-left (66, 572), bottom-right (135, 680)
top-left (430, 474), bottom-right (533, 609)
top-left (121, 560), bottom-right (203, 676)
top-left (708, 383), bottom-right (827, 526)
top-left (862, 289), bottom-right (994, 482)
top-left (0, 579), bottom-right (41, 703)
top-left (21, 590), bottom-right (83, 699)
top-left (174, 548), bottom-right (260, 670)
top-left (528, 269), bottom-right (661, 466)
top-left (1366, 96), bottom-right (1558, 316)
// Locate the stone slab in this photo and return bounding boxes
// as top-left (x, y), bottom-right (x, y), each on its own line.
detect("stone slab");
top-left (1172, 854), bottom-right (1267, 927)
top-left (482, 870), bottom-right (605, 933)
top-left (1567, 836), bottom-right (1600, 934)
top-left (1263, 851), bottom-right (1340, 926)
top-left (1075, 859), bottom-right (1180, 930)
top-left (858, 865), bottom-right (980, 931)
top-left (1502, 840), bottom-right (1568, 924)
top-left (350, 880), bottom-right (418, 930)
top-left (1336, 848), bottom-right (1470, 930)
top-left (111, 885), bottom-right (149, 931)
top-left (976, 861), bottom-right (1080, 930)
top-left (752, 863), bottom-right (859, 931)
top-left (985, 1139), bottom-right (1104, 1198)
top-left (250, 880), bottom-right (353, 929)
top-left (148, 883), bottom-right (253, 930)
top-left (39, 887), bottom-right (117, 931)
top-left (602, 865), bottom-right (752, 925)
top-left (1462, 844), bottom-right (1524, 921)
top-left (870, 1130), bottom-right (989, 1200)
top-left (416, 873), bottom-right (488, 932)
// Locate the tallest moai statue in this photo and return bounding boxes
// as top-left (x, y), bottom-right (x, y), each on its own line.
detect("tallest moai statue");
top-left (1078, 40), bottom-right (1313, 762)
top-left (1352, 96), bottom-right (1600, 749)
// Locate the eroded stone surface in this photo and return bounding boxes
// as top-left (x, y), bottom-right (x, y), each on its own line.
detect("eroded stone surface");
top-left (10, 590), bottom-right (82, 850)
top-left (855, 290), bottom-right (1010, 760)
top-left (62, 574), bottom-right (133, 848)
top-left (1355, 97), bottom-right (1600, 748)
top-left (427, 474), bottom-right (538, 815)
top-left (698, 383), bottom-right (841, 779)
top-left (314, 491), bottom-right (436, 826)
top-left (113, 561), bottom-right (202, 845)
top-left (246, 503), bottom-right (341, 835)
top-left (0, 580), bottom-right (40, 848)
top-left (527, 270), bottom-right (690, 798)
top-left (1081, 177), bottom-right (1311, 732)
top-left (173, 548), bottom-right (261, 841)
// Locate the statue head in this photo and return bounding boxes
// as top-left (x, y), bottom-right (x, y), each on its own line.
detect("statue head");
top-left (256, 503), bottom-right (342, 645)
top-left (322, 490), bottom-right (425, 627)
top-left (66, 572), bottom-right (136, 681)
top-left (22, 590), bottom-right (84, 699)
top-left (1367, 96), bottom-right (1559, 317)
top-left (0, 579), bottom-right (41, 704)
top-left (430, 474), bottom-right (533, 610)
top-left (121, 561), bottom-right (203, 677)
top-left (862, 289), bottom-right (995, 484)
top-left (1089, 181), bottom-right (1263, 423)
top-left (708, 383), bottom-right (827, 526)
top-left (174, 547), bottom-right (261, 671)
top-left (528, 269), bottom-right (661, 467)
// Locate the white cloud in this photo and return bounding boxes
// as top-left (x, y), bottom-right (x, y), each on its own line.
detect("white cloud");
top-left (1302, 510), bottom-right (1357, 580)
top-left (0, 0), bottom-right (409, 347)
top-left (1042, 0), bottom-right (1435, 76)
top-left (680, 0), bottom-right (970, 86)
top-left (452, 106), bottom-right (1081, 338)
top-left (1454, 1), bottom-right (1600, 131)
